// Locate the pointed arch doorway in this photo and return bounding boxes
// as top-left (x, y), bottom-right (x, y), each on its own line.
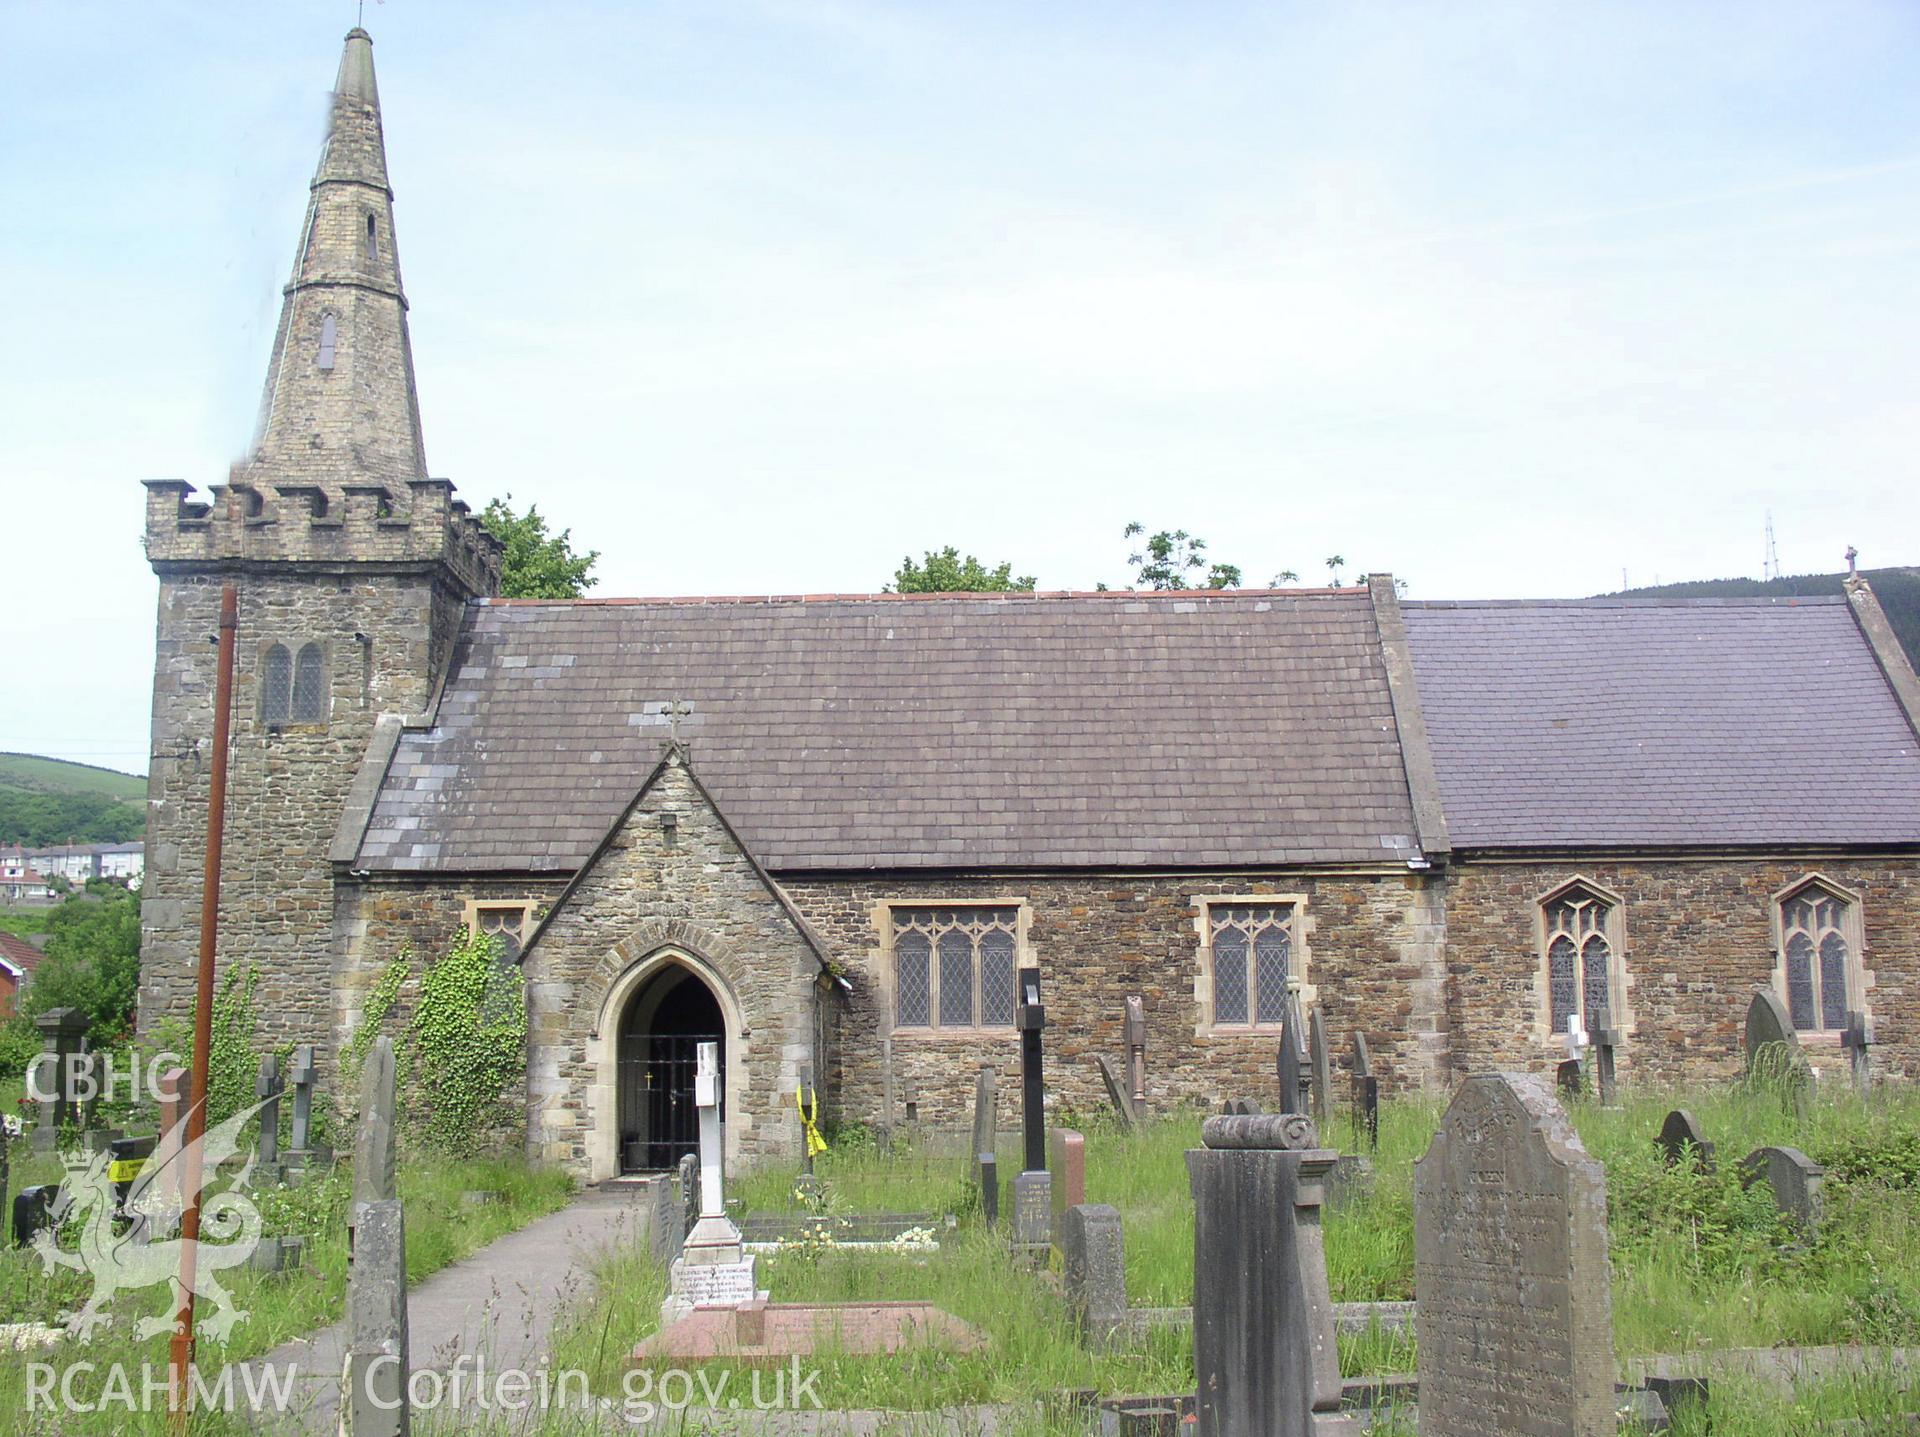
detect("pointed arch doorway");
top-left (616, 964), bottom-right (726, 1174)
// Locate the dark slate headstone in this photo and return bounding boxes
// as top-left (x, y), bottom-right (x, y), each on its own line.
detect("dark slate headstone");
top-left (11, 1185), bottom-right (58, 1248)
top-left (1842, 1010), bottom-right (1872, 1096)
top-left (1739, 1146), bottom-right (1825, 1233)
top-left (1307, 1009), bottom-right (1332, 1132)
top-left (1062, 1202), bottom-right (1127, 1350)
top-left (1277, 995), bottom-right (1311, 1117)
top-left (1188, 1114), bottom-right (1354, 1437)
top-left (1743, 988), bottom-right (1800, 1072)
top-left (1555, 1059), bottom-right (1585, 1099)
top-left (978, 1152), bottom-right (1000, 1229)
top-left (1656, 1110), bottom-right (1716, 1173)
top-left (1013, 1168), bottom-right (1052, 1247)
top-left (1415, 1073), bottom-right (1614, 1437)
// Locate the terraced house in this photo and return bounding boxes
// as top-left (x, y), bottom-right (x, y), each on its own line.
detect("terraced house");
top-left (140, 30), bottom-right (1920, 1180)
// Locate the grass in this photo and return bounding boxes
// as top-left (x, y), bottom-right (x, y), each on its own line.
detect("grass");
top-left (0, 909), bottom-right (50, 938)
top-left (0, 1148), bottom-right (573, 1434)
top-left (0, 754), bottom-right (147, 803)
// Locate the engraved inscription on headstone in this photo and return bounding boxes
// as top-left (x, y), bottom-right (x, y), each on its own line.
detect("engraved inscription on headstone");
top-left (1414, 1073), bottom-right (1614, 1437)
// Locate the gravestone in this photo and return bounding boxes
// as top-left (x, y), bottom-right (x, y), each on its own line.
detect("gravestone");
top-left (1049, 1128), bottom-right (1086, 1250)
top-left (1125, 994), bottom-right (1148, 1110)
top-left (880, 1038), bottom-right (896, 1153)
top-left (1062, 1202), bottom-right (1127, 1350)
top-left (1276, 995), bottom-right (1311, 1116)
top-left (1350, 1035), bottom-right (1377, 1152)
top-left (665, 1042), bottom-right (760, 1319)
top-left (285, 1043), bottom-right (329, 1173)
top-left (678, 1152), bottom-right (699, 1237)
top-left (1013, 968), bottom-right (1053, 1245)
top-left (902, 1081), bottom-right (920, 1127)
top-left (1743, 987), bottom-right (1801, 1072)
top-left (11, 1185), bottom-right (58, 1248)
top-left (255, 1054), bottom-right (283, 1174)
top-left (1094, 1055), bottom-right (1137, 1130)
top-left (342, 1036), bottom-right (408, 1437)
top-left (1414, 1073), bottom-right (1613, 1437)
top-left (971, 1065), bottom-right (997, 1169)
top-left (31, 1008), bottom-right (89, 1150)
top-left (1188, 1113), bottom-right (1354, 1436)
top-left (650, 1173), bottom-right (686, 1263)
top-left (1307, 1009), bottom-right (1332, 1132)
top-left (1555, 1059), bottom-right (1584, 1100)
top-left (1656, 1110), bottom-right (1716, 1172)
top-left (1842, 1011), bottom-right (1872, 1097)
top-left (1220, 1098), bottom-right (1262, 1117)
top-left (1589, 1010), bottom-right (1620, 1107)
top-left (978, 1152), bottom-right (1000, 1228)
top-left (1739, 1146), bottom-right (1825, 1234)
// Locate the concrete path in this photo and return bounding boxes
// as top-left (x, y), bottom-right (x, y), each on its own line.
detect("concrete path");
top-left (242, 1180), bottom-right (653, 1432)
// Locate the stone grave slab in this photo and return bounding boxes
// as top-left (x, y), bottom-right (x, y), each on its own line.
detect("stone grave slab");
top-left (1095, 1054), bottom-right (1138, 1129)
top-left (1414, 1072), bottom-right (1613, 1437)
top-left (631, 1301), bottom-right (987, 1361)
top-left (1062, 1203), bottom-right (1127, 1350)
top-left (1307, 1008), bottom-right (1332, 1131)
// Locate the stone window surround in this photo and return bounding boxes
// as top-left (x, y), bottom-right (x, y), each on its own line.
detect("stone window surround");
top-left (1191, 893), bottom-right (1314, 1037)
top-left (870, 897), bottom-right (1032, 1042)
top-left (463, 898), bottom-right (538, 960)
top-left (1531, 877), bottom-right (1635, 1048)
top-left (1769, 873), bottom-right (1870, 1044)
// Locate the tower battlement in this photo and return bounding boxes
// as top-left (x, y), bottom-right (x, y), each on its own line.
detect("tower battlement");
top-left (143, 475), bottom-right (501, 594)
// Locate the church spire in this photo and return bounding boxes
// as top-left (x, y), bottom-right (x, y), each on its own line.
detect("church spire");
top-left (246, 27), bottom-right (427, 493)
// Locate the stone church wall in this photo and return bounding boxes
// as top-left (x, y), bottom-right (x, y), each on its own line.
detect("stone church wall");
top-left (138, 565), bottom-right (466, 1058)
top-left (783, 870), bottom-right (1450, 1137)
top-left (1441, 856), bottom-right (1920, 1084)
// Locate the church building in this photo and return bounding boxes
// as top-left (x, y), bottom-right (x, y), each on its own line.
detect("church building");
top-left (140, 31), bottom-right (1920, 1180)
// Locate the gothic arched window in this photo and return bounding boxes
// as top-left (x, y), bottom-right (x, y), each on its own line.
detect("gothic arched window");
top-left (365, 213), bottom-right (379, 262)
top-left (291, 642), bottom-right (327, 724)
top-left (259, 644), bottom-right (292, 726)
top-left (1543, 882), bottom-right (1621, 1035)
top-left (889, 904), bottom-right (1022, 1031)
top-left (318, 313), bottom-right (337, 371)
top-left (1778, 879), bottom-right (1859, 1032)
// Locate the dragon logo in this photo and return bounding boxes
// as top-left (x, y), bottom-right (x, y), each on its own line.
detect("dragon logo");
top-left (32, 1100), bottom-right (268, 1344)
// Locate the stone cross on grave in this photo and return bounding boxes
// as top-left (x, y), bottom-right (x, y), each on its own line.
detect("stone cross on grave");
top-left (255, 1054), bottom-right (283, 1172)
top-left (287, 1044), bottom-right (316, 1154)
top-left (1842, 1010), bottom-right (1872, 1097)
top-left (1013, 966), bottom-right (1054, 1247)
top-left (1589, 1008), bottom-right (1620, 1107)
top-left (664, 1041), bottom-right (761, 1321)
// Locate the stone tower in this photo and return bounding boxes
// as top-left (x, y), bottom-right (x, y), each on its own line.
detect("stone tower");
top-left (139, 29), bottom-right (499, 1051)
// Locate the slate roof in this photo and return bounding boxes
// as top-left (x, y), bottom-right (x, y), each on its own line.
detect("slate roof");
top-left (355, 590), bottom-right (1420, 873)
top-left (1403, 597), bottom-right (1920, 850)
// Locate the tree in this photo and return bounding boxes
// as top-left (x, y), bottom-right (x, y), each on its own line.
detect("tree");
top-left (480, 495), bottom-right (600, 599)
top-left (18, 882), bottom-right (141, 1038)
top-left (1123, 522), bottom-right (1242, 591)
top-left (888, 547), bottom-right (1036, 594)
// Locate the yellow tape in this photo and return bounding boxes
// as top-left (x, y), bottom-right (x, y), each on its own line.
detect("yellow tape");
top-left (795, 1086), bottom-right (829, 1158)
top-left (108, 1159), bottom-right (146, 1183)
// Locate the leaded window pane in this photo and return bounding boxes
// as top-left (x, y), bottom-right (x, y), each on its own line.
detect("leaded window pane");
top-left (260, 645), bottom-right (292, 726)
top-left (1819, 931), bottom-right (1850, 1030)
top-left (980, 929), bottom-right (1015, 1025)
top-left (1548, 935), bottom-right (1578, 1034)
top-left (896, 931), bottom-right (931, 1027)
top-left (938, 930), bottom-right (974, 1027)
top-left (1253, 923), bottom-right (1291, 1024)
top-left (1580, 935), bottom-right (1611, 1029)
top-left (1214, 931), bottom-right (1249, 1025)
top-left (1784, 932), bottom-right (1817, 1030)
top-left (292, 642), bottom-right (327, 723)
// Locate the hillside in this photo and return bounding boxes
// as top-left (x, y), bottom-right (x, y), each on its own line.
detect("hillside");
top-left (0, 753), bottom-right (146, 847)
top-left (1615, 566), bottom-right (1920, 674)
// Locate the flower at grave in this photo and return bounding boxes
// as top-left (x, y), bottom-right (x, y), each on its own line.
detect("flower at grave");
top-left (2, 1114), bottom-right (22, 1138)
top-left (886, 1226), bottom-right (937, 1253)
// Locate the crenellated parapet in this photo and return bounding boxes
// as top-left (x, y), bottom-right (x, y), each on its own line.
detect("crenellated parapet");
top-left (142, 475), bottom-right (501, 598)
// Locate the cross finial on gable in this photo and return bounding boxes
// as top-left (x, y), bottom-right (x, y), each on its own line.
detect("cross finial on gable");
top-left (661, 699), bottom-right (694, 741)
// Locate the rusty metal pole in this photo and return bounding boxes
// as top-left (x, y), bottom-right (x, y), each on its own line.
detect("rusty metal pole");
top-left (169, 583), bottom-right (237, 1426)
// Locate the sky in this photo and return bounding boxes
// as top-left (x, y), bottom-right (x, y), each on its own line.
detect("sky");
top-left (4, 1), bottom-right (1919, 777)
